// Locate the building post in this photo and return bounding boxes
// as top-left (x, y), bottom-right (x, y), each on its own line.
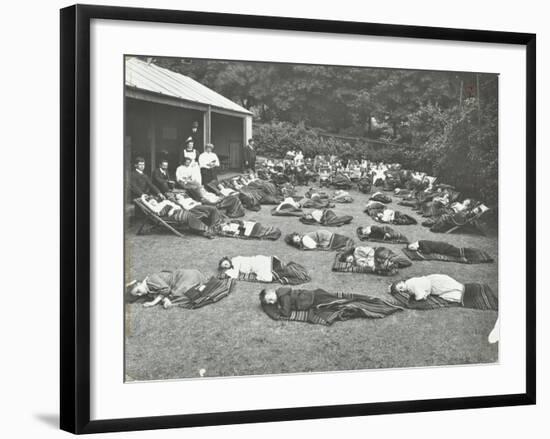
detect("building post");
top-left (204, 106), bottom-right (212, 146)
top-left (149, 108), bottom-right (156, 172)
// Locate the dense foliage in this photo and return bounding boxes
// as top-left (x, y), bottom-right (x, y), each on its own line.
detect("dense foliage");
top-left (148, 57), bottom-right (498, 204)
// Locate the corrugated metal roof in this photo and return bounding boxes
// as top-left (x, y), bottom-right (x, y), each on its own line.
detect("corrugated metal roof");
top-left (125, 57), bottom-right (252, 116)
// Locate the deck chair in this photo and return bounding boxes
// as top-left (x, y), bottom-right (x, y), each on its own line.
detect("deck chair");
top-left (133, 198), bottom-right (188, 238)
top-left (445, 206), bottom-right (491, 235)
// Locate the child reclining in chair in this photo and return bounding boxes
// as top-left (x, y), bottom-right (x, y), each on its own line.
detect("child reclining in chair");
top-left (425, 203), bottom-right (489, 233)
top-left (141, 194), bottom-right (182, 217)
top-left (141, 193), bottom-right (222, 238)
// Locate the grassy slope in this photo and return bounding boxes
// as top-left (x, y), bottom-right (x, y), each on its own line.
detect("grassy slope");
top-left (125, 184), bottom-right (498, 381)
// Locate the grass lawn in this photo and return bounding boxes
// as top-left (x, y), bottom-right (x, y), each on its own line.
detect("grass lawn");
top-left (125, 182), bottom-right (498, 381)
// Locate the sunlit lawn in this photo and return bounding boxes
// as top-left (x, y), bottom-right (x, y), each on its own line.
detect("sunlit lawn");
top-left (125, 181), bottom-right (498, 381)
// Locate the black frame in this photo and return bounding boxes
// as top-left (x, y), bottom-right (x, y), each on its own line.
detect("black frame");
top-left (60, 4), bottom-right (536, 434)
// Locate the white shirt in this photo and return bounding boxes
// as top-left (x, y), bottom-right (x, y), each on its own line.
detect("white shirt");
top-left (353, 246), bottom-right (375, 268)
top-left (311, 210), bottom-right (324, 223)
top-left (301, 235), bottom-right (317, 249)
top-left (176, 164), bottom-right (200, 184)
top-left (198, 152), bottom-right (220, 169)
top-left (276, 197), bottom-right (300, 212)
top-left (183, 149), bottom-right (197, 162)
top-left (225, 255), bottom-right (272, 282)
top-left (381, 209), bottom-right (395, 223)
top-left (220, 187), bottom-right (236, 196)
top-left (176, 197), bottom-right (201, 211)
top-left (405, 274), bottom-right (464, 302)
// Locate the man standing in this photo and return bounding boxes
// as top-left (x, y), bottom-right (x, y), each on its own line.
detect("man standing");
top-left (129, 157), bottom-right (165, 199)
top-left (152, 159), bottom-right (174, 193)
top-left (243, 138), bottom-right (256, 172)
top-left (198, 143), bottom-right (220, 185)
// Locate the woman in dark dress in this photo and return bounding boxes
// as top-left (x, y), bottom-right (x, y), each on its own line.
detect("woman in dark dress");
top-left (243, 138), bottom-right (257, 171)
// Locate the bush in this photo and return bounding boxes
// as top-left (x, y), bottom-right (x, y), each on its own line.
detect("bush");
top-left (253, 116), bottom-right (497, 205)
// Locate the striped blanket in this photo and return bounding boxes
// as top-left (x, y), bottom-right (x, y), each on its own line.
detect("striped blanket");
top-left (331, 254), bottom-right (379, 274)
top-left (218, 258), bottom-right (311, 285)
top-left (390, 283), bottom-right (498, 311)
top-left (170, 277), bottom-right (235, 309)
top-left (402, 247), bottom-right (494, 264)
top-left (261, 292), bottom-right (403, 325)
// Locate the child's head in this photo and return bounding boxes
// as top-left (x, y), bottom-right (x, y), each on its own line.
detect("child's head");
top-left (128, 279), bottom-right (148, 297)
top-left (359, 226), bottom-right (372, 236)
top-left (389, 280), bottom-right (407, 295)
top-left (259, 288), bottom-right (278, 305)
top-left (285, 232), bottom-right (303, 247)
top-left (218, 257), bottom-right (232, 270)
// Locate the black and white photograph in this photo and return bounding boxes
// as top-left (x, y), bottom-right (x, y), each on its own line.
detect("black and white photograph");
top-left (124, 55), bottom-right (500, 381)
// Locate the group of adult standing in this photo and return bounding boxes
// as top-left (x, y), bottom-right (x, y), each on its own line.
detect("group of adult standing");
top-left (130, 120), bottom-right (257, 199)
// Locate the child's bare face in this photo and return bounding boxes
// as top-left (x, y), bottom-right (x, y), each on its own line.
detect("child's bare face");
top-left (131, 281), bottom-right (148, 296)
top-left (264, 290), bottom-right (277, 304)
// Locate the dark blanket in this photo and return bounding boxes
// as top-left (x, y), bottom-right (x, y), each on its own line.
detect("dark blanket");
top-left (238, 190), bottom-right (262, 211)
top-left (358, 178), bottom-right (372, 194)
top-left (216, 194), bottom-right (245, 218)
top-left (332, 173), bottom-right (352, 189)
top-left (261, 291), bottom-right (403, 325)
top-left (402, 245), bottom-right (493, 264)
top-left (170, 277), bottom-right (235, 309)
top-left (299, 209), bottom-right (353, 227)
top-left (356, 226), bottom-right (409, 244)
top-left (390, 283), bottom-right (498, 311)
top-left (370, 193), bottom-right (392, 204)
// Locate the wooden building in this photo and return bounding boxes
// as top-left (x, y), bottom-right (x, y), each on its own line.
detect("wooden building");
top-left (125, 57), bottom-right (253, 174)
